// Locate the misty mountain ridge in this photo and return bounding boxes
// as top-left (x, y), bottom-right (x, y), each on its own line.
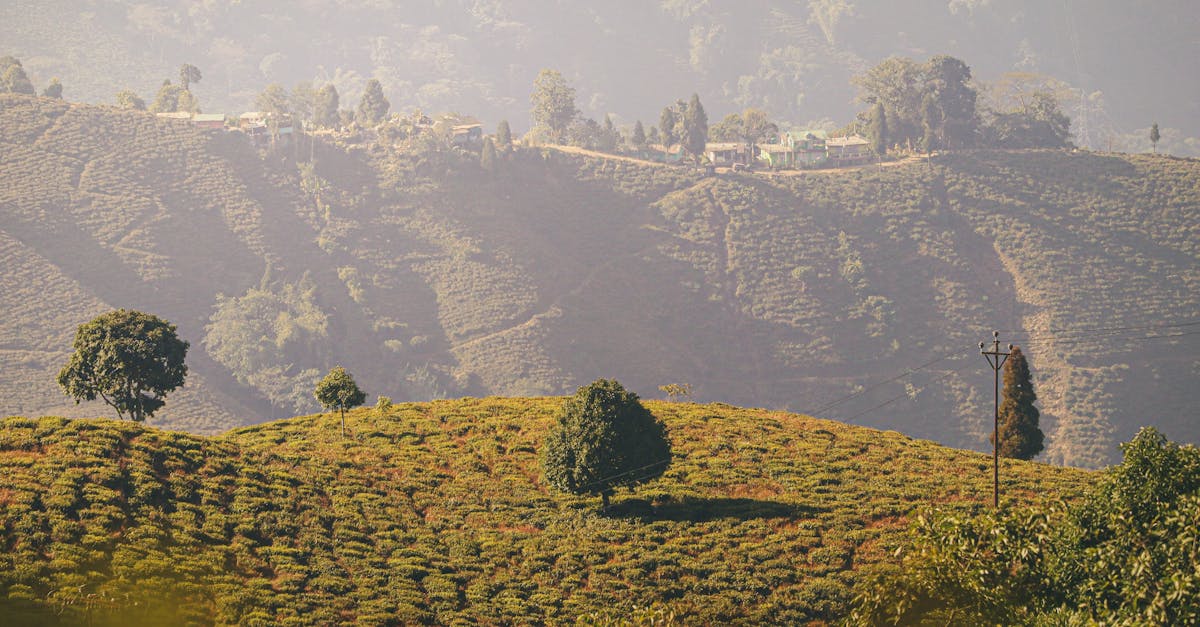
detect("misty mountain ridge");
top-left (1, 93), bottom-right (1196, 469)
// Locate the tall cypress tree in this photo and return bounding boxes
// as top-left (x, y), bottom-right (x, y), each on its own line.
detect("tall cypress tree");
top-left (992, 346), bottom-right (1044, 460)
top-left (868, 102), bottom-right (887, 157)
top-left (682, 93), bottom-right (708, 165)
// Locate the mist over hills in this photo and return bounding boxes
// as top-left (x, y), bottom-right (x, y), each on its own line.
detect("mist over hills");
top-left (1, 94), bottom-right (1196, 468)
top-left (2, 0), bottom-right (1197, 154)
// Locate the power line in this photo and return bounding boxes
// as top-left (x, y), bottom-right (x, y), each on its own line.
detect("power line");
top-left (808, 347), bottom-right (972, 416)
top-left (837, 361), bottom-right (975, 423)
top-left (999, 319), bottom-right (1200, 340)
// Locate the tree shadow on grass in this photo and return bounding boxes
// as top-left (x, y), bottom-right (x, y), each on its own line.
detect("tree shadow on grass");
top-left (604, 496), bottom-right (827, 522)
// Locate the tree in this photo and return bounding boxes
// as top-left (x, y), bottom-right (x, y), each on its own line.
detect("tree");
top-left (150, 80), bottom-right (181, 113)
top-left (42, 78), bottom-right (62, 99)
top-left (990, 347), bottom-right (1044, 459)
top-left (920, 93), bottom-right (940, 155)
top-left (924, 55), bottom-right (978, 149)
top-left (530, 69), bottom-right (578, 141)
top-left (851, 427), bottom-right (1200, 625)
top-left (256, 83), bottom-right (291, 116)
top-left (356, 79), bottom-right (390, 127)
top-left (1150, 122), bottom-right (1160, 153)
top-left (739, 108), bottom-right (777, 163)
top-left (314, 366), bottom-right (366, 437)
top-left (598, 114), bottom-right (618, 152)
top-left (57, 309), bottom-right (189, 422)
top-left (290, 81), bottom-right (316, 124)
top-left (852, 56), bottom-right (925, 148)
top-left (179, 63), bottom-right (201, 91)
top-left (682, 93), bottom-right (708, 165)
top-left (496, 119), bottom-right (512, 151)
top-left (658, 106), bottom-right (679, 147)
top-left (116, 90), bottom-right (146, 111)
top-left (313, 84), bottom-right (339, 128)
top-left (631, 120), bottom-right (646, 150)
top-left (867, 102), bottom-right (887, 156)
top-left (480, 136), bottom-right (497, 172)
top-left (1, 61), bottom-right (35, 95)
top-left (542, 379), bottom-right (672, 512)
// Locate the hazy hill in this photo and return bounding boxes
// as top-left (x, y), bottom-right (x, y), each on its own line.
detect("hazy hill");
top-left (1, 94), bottom-right (1197, 467)
top-left (0, 400), bottom-right (1093, 625)
top-left (1, 1), bottom-right (1197, 152)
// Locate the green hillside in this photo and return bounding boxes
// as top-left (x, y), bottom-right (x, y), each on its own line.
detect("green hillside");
top-left (1, 94), bottom-right (1197, 467)
top-left (0, 399), bottom-right (1092, 625)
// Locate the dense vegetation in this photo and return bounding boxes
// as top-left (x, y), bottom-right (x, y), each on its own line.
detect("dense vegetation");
top-left (0, 94), bottom-right (1196, 466)
top-left (852, 427), bottom-right (1200, 624)
top-left (0, 399), bottom-right (1091, 625)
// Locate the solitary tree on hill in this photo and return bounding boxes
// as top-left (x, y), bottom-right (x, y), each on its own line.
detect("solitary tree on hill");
top-left (1150, 122), bottom-right (1160, 154)
top-left (542, 379), bottom-right (672, 512)
top-left (356, 79), bottom-right (390, 127)
top-left (530, 69), bottom-right (578, 141)
top-left (315, 366), bottom-right (366, 437)
top-left (991, 346), bottom-right (1044, 460)
top-left (42, 78), bottom-right (63, 99)
top-left (57, 309), bottom-right (189, 422)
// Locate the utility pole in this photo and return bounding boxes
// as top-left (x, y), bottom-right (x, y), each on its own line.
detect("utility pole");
top-left (980, 331), bottom-right (1011, 508)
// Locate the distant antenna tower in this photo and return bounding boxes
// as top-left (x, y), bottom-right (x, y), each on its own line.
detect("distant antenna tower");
top-left (1063, 0), bottom-right (1093, 149)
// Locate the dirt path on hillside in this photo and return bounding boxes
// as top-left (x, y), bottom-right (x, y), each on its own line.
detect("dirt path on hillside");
top-left (542, 144), bottom-right (927, 176)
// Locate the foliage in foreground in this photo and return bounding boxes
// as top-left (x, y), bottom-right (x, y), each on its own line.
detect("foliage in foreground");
top-left (0, 399), bottom-right (1091, 625)
top-left (850, 427), bottom-right (1200, 625)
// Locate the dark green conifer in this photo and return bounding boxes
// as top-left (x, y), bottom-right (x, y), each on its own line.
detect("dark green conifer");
top-left (992, 347), bottom-right (1044, 460)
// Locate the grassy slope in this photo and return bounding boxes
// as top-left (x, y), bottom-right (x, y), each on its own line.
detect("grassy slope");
top-left (2, 95), bottom-right (1197, 466)
top-left (0, 400), bottom-right (1092, 625)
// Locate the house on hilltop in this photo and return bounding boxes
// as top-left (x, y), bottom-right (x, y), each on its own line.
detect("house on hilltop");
top-left (705, 142), bottom-right (751, 167)
top-left (191, 113), bottom-right (226, 130)
top-left (452, 123), bottom-right (483, 146)
top-left (825, 135), bottom-right (871, 165)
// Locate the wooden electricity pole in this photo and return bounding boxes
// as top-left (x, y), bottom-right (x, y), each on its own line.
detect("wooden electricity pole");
top-left (980, 331), bottom-right (1011, 508)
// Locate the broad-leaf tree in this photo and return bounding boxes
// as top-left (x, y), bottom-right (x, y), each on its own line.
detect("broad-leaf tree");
top-left (116, 89), bottom-right (146, 111)
top-left (314, 366), bottom-right (366, 437)
top-left (530, 69), bottom-right (577, 141)
top-left (851, 427), bottom-right (1200, 625)
top-left (179, 63), bottom-right (201, 91)
top-left (542, 379), bottom-right (671, 511)
top-left (313, 84), bottom-right (339, 128)
top-left (57, 309), bottom-right (189, 422)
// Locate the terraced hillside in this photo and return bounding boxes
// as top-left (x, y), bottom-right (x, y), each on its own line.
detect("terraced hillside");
top-left (0, 399), bottom-right (1093, 625)
top-left (1, 94), bottom-right (1197, 466)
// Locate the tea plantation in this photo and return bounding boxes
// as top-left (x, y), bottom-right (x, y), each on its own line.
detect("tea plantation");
top-left (0, 398), bottom-right (1092, 625)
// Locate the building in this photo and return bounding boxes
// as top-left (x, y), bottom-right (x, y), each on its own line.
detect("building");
top-left (704, 142), bottom-right (751, 167)
top-left (825, 135), bottom-right (871, 165)
top-left (451, 123), bottom-right (483, 146)
top-left (191, 113), bottom-right (226, 130)
top-left (154, 111), bottom-right (192, 121)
